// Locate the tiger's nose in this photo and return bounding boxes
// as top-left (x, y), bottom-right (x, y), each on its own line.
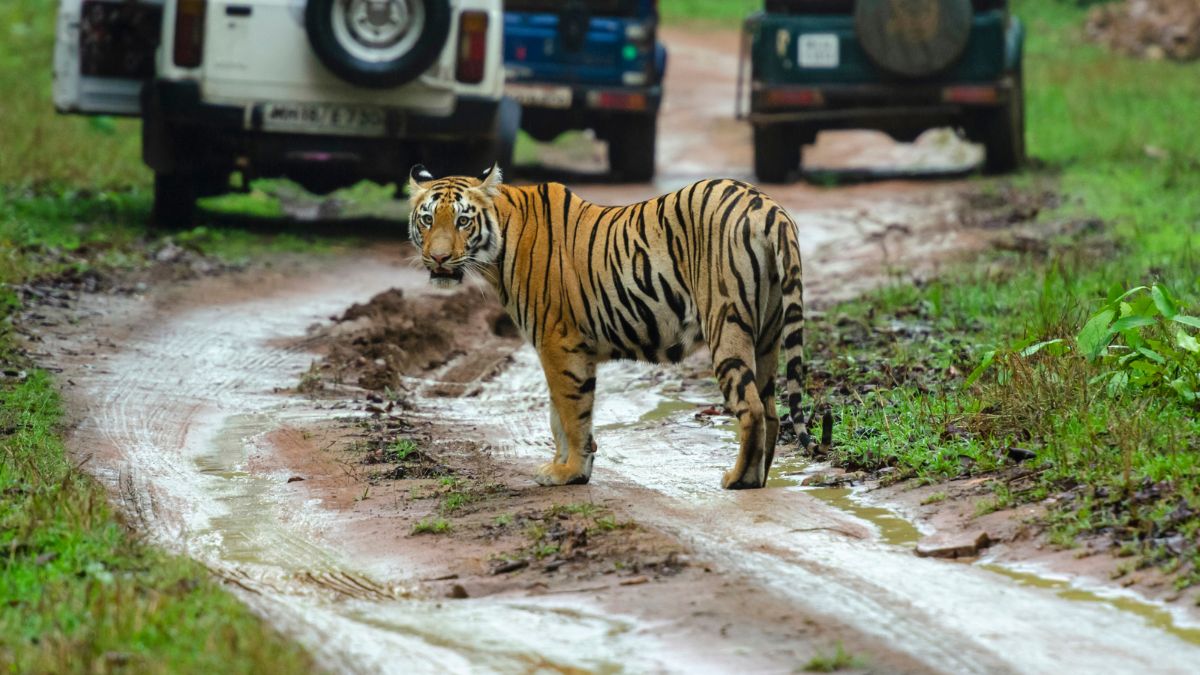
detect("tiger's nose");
top-left (431, 253), bottom-right (450, 266)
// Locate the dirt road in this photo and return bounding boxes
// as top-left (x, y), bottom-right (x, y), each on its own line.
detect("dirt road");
top-left (45, 27), bottom-right (1200, 674)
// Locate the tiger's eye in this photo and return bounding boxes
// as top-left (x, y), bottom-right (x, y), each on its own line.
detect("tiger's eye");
top-left (421, 214), bottom-right (432, 226)
top-left (457, 216), bottom-right (470, 228)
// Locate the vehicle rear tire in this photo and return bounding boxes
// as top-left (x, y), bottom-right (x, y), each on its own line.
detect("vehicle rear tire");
top-left (979, 75), bottom-right (1025, 174)
top-left (493, 97), bottom-right (521, 172)
top-left (608, 113), bottom-right (657, 182)
top-left (753, 123), bottom-right (798, 183)
top-left (445, 97), bottom-right (522, 175)
top-left (305, 0), bottom-right (451, 89)
top-left (152, 172), bottom-right (197, 229)
top-left (855, 0), bottom-right (973, 78)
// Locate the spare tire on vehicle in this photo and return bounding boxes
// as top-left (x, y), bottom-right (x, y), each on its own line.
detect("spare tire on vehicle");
top-left (854, 0), bottom-right (973, 78)
top-left (306, 0), bottom-right (451, 89)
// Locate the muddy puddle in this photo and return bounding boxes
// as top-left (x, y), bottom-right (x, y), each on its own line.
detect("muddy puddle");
top-left (403, 333), bottom-right (1200, 673)
top-left (769, 455), bottom-right (1200, 648)
top-left (67, 261), bottom-right (708, 674)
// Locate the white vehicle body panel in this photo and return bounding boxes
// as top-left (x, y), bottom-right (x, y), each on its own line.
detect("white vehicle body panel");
top-left (56, 0), bottom-right (504, 120)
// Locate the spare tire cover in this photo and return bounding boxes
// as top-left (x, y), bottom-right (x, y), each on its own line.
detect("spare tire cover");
top-left (854, 0), bottom-right (973, 79)
top-left (306, 0), bottom-right (452, 89)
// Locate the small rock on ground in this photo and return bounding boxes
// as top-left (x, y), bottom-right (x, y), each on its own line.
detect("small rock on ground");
top-left (915, 531), bottom-right (992, 559)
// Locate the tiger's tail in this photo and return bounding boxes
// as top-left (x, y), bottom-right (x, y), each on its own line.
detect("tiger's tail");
top-left (774, 210), bottom-right (831, 452)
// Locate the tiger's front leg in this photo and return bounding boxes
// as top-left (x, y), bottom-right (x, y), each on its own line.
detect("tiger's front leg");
top-left (534, 344), bottom-right (597, 487)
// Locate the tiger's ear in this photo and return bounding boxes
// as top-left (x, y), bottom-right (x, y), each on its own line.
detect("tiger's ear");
top-left (476, 163), bottom-right (502, 198)
top-left (408, 164), bottom-right (435, 197)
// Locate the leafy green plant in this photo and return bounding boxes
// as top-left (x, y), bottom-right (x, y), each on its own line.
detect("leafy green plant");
top-left (967, 284), bottom-right (1200, 404)
top-left (1079, 284), bottom-right (1200, 403)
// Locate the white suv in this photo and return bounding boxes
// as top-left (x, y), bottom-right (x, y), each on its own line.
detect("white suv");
top-left (53, 0), bottom-right (514, 225)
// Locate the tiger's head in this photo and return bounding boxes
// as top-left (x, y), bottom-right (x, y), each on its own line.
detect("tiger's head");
top-left (407, 163), bottom-right (504, 288)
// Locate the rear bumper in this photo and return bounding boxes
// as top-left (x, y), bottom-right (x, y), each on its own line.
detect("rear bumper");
top-left (148, 80), bottom-right (501, 141)
top-left (507, 81), bottom-right (663, 115)
top-left (747, 77), bottom-right (1017, 125)
top-left (142, 80), bottom-right (502, 181)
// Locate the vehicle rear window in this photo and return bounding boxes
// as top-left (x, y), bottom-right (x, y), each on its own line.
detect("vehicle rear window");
top-left (80, 0), bottom-right (162, 79)
top-left (504, 0), bottom-right (639, 17)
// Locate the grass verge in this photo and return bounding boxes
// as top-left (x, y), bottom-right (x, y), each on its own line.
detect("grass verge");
top-left (0, 371), bottom-right (314, 672)
top-left (803, 0), bottom-right (1200, 591)
top-left (0, 188), bottom-right (326, 669)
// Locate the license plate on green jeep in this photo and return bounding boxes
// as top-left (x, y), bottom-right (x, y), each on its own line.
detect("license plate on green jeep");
top-left (261, 103), bottom-right (386, 136)
top-left (798, 33), bottom-right (839, 69)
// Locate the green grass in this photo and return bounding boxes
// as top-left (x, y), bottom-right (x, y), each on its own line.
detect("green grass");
top-left (0, 371), bottom-right (314, 672)
top-left (388, 438), bottom-right (419, 463)
top-left (660, 0), bottom-right (760, 24)
top-left (0, 1), bottom-right (145, 189)
top-left (801, 642), bottom-right (864, 673)
top-left (440, 492), bottom-right (472, 513)
top-left (411, 518), bottom-right (453, 535)
top-left (805, 0), bottom-right (1200, 587)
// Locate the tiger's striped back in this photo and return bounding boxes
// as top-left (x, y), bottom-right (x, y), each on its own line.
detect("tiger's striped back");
top-left (408, 167), bottom-right (827, 488)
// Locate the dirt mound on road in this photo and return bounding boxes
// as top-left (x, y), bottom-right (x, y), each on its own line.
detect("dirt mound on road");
top-left (1086, 0), bottom-right (1200, 61)
top-left (299, 285), bottom-right (521, 393)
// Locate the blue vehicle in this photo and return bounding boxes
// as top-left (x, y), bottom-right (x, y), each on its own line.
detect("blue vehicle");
top-left (502, 0), bottom-right (667, 181)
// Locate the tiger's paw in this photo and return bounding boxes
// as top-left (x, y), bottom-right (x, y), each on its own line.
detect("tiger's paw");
top-left (721, 468), bottom-right (765, 490)
top-left (535, 462), bottom-right (591, 487)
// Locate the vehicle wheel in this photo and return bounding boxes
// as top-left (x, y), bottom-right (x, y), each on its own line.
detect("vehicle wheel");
top-left (305, 0), bottom-right (451, 89)
top-left (855, 0), bottom-right (972, 78)
top-left (753, 123), bottom-right (798, 184)
top-left (979, 75), bottom-right (1025, 174)
top-left (492, 97), bottom-right (521, 172)
top-left (608, 113), bottom-right (657, 182)
top-left (152, 172), bottom-right (197, 229)
top-left (443, 98), bottom-right (522, 175)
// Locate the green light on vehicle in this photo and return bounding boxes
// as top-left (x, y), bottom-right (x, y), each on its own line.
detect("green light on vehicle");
top-left (622, 45), bottom-right (637, 61)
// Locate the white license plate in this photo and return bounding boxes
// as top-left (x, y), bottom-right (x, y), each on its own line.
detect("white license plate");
top-left (798, 33), bottom-right (839, 69)
top-left (506, 83), bottom-right (573, 109)
top-left (261, 103), bottom-right (386, 136)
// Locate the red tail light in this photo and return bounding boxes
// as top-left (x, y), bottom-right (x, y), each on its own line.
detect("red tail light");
top-left (943, 85), bottom-right (999, 104)
top-left (761, 88), bottom-right (825, 109)
top-left (457, 11), bottom-right (488, 84)
top-left (173, 0), bottom-right (206, 68)
top-left (586, 91), bottom-right (647, 112)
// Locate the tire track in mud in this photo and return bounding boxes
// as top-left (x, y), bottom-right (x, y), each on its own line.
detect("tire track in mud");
top-left (60, 262), bottom-right (704, 674)
top-left (414, 347), bottom-right (1200, 674)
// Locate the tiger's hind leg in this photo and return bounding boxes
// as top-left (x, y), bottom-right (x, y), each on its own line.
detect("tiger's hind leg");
top-left (712, 319), bottom-right (768, 490)
top-left (757, 339), bottom-right (782, 479)
top-left (534, 343), bottom-right (597, 487)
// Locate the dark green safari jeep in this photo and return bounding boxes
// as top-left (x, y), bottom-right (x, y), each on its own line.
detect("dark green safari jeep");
top-left (739, 0), bottom-right (1025, 181)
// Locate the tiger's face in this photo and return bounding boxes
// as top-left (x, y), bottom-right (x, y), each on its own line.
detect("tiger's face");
top-left (407, 164), bottom-right (503, 288)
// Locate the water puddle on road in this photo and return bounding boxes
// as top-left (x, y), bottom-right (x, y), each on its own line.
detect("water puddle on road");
top-left (182, 413), bottom-right (670, 673)
top-left (762, 439), bottom-right (1200, 647)
top-left (983, 565), bottom-right (1200, 646)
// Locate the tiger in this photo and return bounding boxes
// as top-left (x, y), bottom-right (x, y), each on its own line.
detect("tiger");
top-left (407, 163), bottom-right (830, 489)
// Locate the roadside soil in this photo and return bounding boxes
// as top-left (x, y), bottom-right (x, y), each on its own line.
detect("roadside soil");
top-left (1086, 0), bottom-right (1200, 62)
